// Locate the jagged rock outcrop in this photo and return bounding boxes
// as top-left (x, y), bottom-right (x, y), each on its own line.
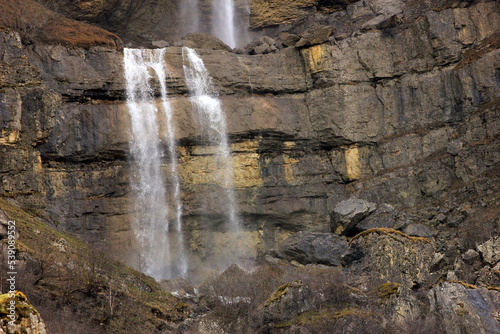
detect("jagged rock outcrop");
top-left (330, 199), bottom-right (376, 235)
top-left (477, 237), bottom-right (500, 266)
top-left (428, 283), bottom-right (500, 334)
top-left (342, 229), bottom-right (435, 289)
top-left (181, 33), bottom-right (232, 52)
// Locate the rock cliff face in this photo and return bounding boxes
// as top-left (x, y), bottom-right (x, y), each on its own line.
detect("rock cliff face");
top-left (1, 0), bottom-right (499, 276)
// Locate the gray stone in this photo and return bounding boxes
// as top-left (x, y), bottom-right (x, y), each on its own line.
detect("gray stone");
top-left (367, 0), bottom-right (404, 16)
top-left (258, 36), bottom-right (276, 46)
top-left (429, 252), bottom-right (447, 272)
top-left (245, 36), bottom-right (278, 54)
top-left (278, 232), bottom-right (348, 266)
top-left (151, 40), bottom-right (169, 48)
top-left (280, 33), bottom-right (300, 47)
top-left (436, 213), bottom-right (448, 223)
top-left (356, 204), bottom-right (407, 231)
top-left (462, 249), bottom-right (480, 266)
top-left (446, 270), bottom-right (459, 281)
top-left (402, 224), bottom-right (434, 238)
top-left (347, 1), bottom-right (373, 19)
top-left (181, 33), bottom-right (232, 52)
top-left (447, 140), bottom-right (464, 156)
top-left (360, 14), bottom-right (383, 30)
top-left (331, 199), bottom-right (376, 235)
top-left (344, 229), bottom-right (434, 289)
top-left (477, 237), bottom-right (500, 266)
top-left (253, 43), bottom-right (271, 54)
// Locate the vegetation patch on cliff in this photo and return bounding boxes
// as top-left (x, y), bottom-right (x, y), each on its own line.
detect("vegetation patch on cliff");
top-left (370, 282), bottom-right (401, 300)
top-left (0, 0), bottom-right (122, 49)
top-left (349, 228), bottom-right (432, 244)
top-left (455, 31), bottom-right (500, 70)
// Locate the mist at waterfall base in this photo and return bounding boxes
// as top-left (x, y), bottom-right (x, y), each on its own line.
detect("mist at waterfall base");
top-left (124, 48), bottom-right (249, 279)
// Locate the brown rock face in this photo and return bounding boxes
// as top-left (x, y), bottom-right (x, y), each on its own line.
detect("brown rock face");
top-left (249, 0), bottom-right (318, 28)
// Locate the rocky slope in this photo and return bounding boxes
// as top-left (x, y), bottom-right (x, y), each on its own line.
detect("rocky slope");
top-left (0, 199), bottom-right (191, 333)
top-left (0, 0), bottom-right (499, 332)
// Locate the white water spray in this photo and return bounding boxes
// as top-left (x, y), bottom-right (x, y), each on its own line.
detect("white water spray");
top-left (212, 0), bottom-right (237, 48)
top-left (124, 48), bottom-right (187, 279)
top-left (182, 47), bottom-right (240, 236)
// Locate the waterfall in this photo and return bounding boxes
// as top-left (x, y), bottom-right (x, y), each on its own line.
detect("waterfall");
top-left (177, 0), bottom-right (248, 48)
top-left (212, 0), bottom-right (237, 48)
top-left (123, 48), bottom-right (187, 279)
top-left (182, 47), bottom-right (241, 245)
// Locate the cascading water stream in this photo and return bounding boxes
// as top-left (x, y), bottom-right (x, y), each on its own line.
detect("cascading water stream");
top-left (212, 0), bottom-right (237, 48)
top-left (178, 0), bottom-right (248, 48)
top-left (182, 47), bottom-right (241, 237)
top-left (124, 48), bottom-right (187, 279)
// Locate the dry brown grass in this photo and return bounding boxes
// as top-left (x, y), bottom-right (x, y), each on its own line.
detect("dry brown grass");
top-left (0, 0), bottom-right (122, 49)
top-left (370, 282), bottom-right (400, 299)
top-left (350, 227), bottom-right (432, 244)
top-left (447, 281), bottom-right (477, 289)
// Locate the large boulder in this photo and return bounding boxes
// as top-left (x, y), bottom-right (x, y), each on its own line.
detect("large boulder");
top-left (342, 228), bottom-right (434, 289)
top-left (428, 282), bottom-right (500, 334)
top-left (331, 199), bottom-right (376, 235)
top-left (355, 204), bottom-right (408, 231)
top-left (278, 232), bottom-right (348, 266)
top-left (402, 223), bottom-right (435, 238)
top-left (477, 237), bottom-right (500, 266)
top-left (181, 33), bottom-right (232, 52)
